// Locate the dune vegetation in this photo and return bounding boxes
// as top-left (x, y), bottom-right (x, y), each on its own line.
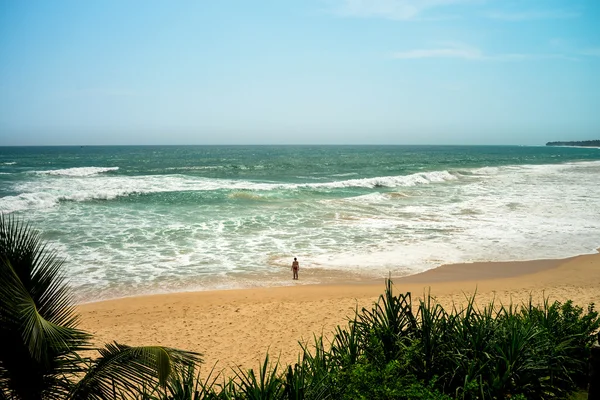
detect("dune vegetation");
top-left (1, 216), bottom-right (598, 399)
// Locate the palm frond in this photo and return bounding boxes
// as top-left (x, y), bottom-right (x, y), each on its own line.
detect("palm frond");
top-left (70, 342), bottom-right (202, 400)
top-left (1, 259), bottom-right (90, 363)
top-left (0, 215), bottom-right (81, 330)
top-left (0, 215), bottom-right (91, 399)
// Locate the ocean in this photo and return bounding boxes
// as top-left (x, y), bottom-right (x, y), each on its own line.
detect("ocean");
top-left (1, 145), bottom-right (599, 302)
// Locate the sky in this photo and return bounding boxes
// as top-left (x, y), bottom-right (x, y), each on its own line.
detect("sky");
top-left (0, 0), bottom-right (599, 146)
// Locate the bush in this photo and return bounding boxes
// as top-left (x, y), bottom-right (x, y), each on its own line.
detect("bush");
top-left (331, 360), bottom-right (451, 400)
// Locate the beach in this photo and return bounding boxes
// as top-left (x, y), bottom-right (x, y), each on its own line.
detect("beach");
top-left (78, 251), bottom-right (600, 375)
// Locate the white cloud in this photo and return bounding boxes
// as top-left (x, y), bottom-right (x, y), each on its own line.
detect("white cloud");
top-left (488, 9), bottom-right (580, 21)
top-left (392, 44), bottom-right (482, 59)
top-left (391, 43), bottom-right (576, 61)
top-left (332, 0), bottom-right (479, 20)
top-left (330, 1), bottom-right (581, 22)
top-left (491, 53), bottom-right (576, 61)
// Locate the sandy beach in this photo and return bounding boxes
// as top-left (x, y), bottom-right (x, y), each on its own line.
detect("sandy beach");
top-left (78, 251), bottom-right (600, 375)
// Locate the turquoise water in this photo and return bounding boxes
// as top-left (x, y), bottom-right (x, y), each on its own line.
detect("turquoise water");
top-left (1, 145), bottom-right (599, 302)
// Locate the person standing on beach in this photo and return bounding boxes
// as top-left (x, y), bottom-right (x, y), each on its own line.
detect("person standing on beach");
top-left (291, 257), bottom-right (299, 280)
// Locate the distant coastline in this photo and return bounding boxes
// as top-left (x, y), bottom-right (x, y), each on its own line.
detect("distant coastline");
top-left (546, 140), bottom-right (600, 147)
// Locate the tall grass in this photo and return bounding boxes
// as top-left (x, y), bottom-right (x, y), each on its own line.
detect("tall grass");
top-left (138, 280), bottom-right (599, 399)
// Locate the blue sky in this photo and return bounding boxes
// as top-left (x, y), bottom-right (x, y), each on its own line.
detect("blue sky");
top-left (1, 0), bottom-right (599, 145)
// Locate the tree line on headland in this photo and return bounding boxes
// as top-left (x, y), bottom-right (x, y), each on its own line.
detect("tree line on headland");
top-left (1, 215), bottom-right (599, 399)
top-left (546, 140), bottom-right (600, 147)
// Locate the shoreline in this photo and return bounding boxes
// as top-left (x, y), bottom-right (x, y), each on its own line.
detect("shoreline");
top-left (76, 251), bottom-right (591, 306)
top-left (77, 251), bottom-right (600, 374)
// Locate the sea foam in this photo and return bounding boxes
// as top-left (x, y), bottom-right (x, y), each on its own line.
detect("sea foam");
top-left (34, 166), bottom-right (119, 177)
top-left (2, 169), bottom-right (462, 213)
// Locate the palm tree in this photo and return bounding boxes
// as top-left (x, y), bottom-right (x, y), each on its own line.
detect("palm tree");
top-left (0, 215), bottom-right (202, 400)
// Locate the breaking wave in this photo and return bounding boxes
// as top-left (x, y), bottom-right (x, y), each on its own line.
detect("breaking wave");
top-left (0, 169), bottom-right (458, 213)
top-left (34, 166), bottom-right (119, 177)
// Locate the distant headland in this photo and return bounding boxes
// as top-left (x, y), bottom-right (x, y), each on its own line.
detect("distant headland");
top-left (546, 140), bottom-right (600, 147)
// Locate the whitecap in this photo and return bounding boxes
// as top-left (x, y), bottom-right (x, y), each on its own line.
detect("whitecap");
top-left (34, 166), bottom-right (119, 177)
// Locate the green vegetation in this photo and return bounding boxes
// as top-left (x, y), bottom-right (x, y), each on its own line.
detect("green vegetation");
top-left (546, 140), bottom-right (600, 147)
top-left (2, 217), bottom-right (599, 399)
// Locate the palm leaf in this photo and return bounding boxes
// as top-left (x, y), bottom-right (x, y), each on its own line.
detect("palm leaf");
top-left (0, 215), bottom-right (91, 399)
top-left (70, 342), bottom-right (202, 400)
top-left (1, 259), bottom-right (90, 363)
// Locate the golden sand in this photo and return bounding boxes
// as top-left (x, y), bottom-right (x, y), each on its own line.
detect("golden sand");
top-left (78, 252), bottom-right (600, 374)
